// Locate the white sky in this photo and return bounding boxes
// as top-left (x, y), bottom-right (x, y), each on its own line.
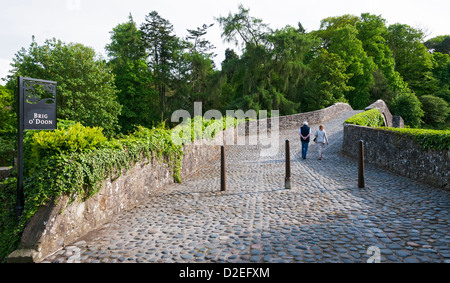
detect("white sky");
top-left (1, 0), bottom-right (449, 85)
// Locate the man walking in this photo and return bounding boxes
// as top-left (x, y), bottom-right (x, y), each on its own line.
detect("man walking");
top-left (299, 122), bottom-right (311, 159)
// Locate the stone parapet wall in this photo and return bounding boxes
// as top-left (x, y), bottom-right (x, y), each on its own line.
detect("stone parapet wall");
top-left (241, 103), bottom-right (354, 134)
top-left (8, 128), bottom-right (235, 263)
top-left (343, 124), bottom-right (449, 191)
top-left (279, 103), bottom-right (354, 130)
top-left (364, 99), bottom-right (404, 128)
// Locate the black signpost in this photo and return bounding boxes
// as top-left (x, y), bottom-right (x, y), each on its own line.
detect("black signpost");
top-left (16, 77), bottom-right (57, 218)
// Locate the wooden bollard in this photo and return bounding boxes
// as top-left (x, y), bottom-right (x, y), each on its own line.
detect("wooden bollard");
top-left (358, 140), bottom-right (365, 188)
top-left (221, 146), bottom-right (226, 191)
top-left (285, 140), bottom-right (291, 189)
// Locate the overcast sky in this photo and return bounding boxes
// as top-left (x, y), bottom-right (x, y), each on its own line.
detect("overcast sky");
top-left (1, 0), bottom-right (449, 85)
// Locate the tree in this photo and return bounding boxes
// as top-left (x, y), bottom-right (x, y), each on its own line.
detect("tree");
top-left (419, 95), bottom-right (449, 127)
top-left (304, 49), bottom-right (353, 111)
top-left (314, 21), bottom-right (376, 109)
top-left (267, 26), bottom-right (319, 102)
top-left (140, 11), bottom-right (178, 121)
top-left (387, 24), bottom-right (439, 97)
top-left (425, 35), bottom-right (450, 54)
top-left (184, 23), bottom-right (217, 103)
top-left (432, 52), bottom-right (450, 88)
top-left (106, 14), bottom-right (158, 133)
top-left (0, 85), bottom-right (15, 135)
top-left (391, 91), bottom-right (424, 128)
top-left (7, 38), bottom-right (121, 135)
top-left (356, 13), bottom-right (409, 100)
top-left (216, 4), bottom-right (270, 48)
top-left (0, 86), bottom-right (16, 165)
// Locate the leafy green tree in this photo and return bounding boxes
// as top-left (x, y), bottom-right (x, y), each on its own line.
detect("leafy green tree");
top-left (216, 4), bottom-right (270, 48)
top-left (314, 21), bottom-right (376, 109)
top-left (106, 14), bottom-right (158, 133)
top-left (425, 35), bottom-right (450, 54)
top-left (184, 23), bottom-right (217, 104)
top-left (0, 85), bottom-right (16, 165)
top-left (356, 13), bottom-right (409, 101)
top-left (419, 95), bottom-right (449, 127)
top-left (140, 11), bottom-right (179, 121)
top-left (303, 49), bottom-right (353, 111)
top-left (267, 26), bottom-right (319, 104)
top-left (7, 38), bottom-right (121, 135)
top-left (387, 24), bottom-right (439, 96)
top-left (432, 52), bottom-right (450, 87)
top-left (370, 69), bottom-right (395, 106)
top-left (0, 85), bottom-right (15, 135)
top-left (391, 91), bottom-right (424, 128)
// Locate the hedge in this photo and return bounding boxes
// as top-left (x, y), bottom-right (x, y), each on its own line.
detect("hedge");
top-left (378, 127), bottom-right (450, 151)
top-left (344, 109), bottom-right (384, 127)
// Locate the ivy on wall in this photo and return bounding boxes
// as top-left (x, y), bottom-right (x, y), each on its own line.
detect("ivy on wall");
top-left (0, 117), bottom-right (237, 261)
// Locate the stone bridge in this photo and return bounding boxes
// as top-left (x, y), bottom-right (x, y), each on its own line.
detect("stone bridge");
top-left (36, 107), bottom-right (449, 264)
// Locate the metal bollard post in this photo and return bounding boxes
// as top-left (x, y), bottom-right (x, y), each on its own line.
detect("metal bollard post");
top-left (221, 146), bottom-right (226, 192)
top-left (285, 140), bottom-right (291, 189)
top-left (358, 140), bottom-right (365, 188)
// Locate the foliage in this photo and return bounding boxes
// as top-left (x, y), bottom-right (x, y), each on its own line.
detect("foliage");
top-left (0, 86), bottom-right (16, 166)
top-left (425, 35), bottom-right (450, 54)
top-left (0, 176), bottom-right (19, 262)
top-left (313, 16), bottom-right (376, 110)
top-left (216, 4), bottom-right (270, 48)
top-left (28, 121), bottom-right (107, 163)
top-left (379, 127), bottom-right (450, 151)
top-left (106, 14), bottom-right (158, 133)
top-left (387, 24), bottom-right (439, 97)
top-left (431, 52), bottom-right (450, 91)
top-left (304, 49), bottom-right (353, 110)
top-left (140, 11), bottom-right (179, 122)
top-left (6, 38), bottom-right (122, 136)
top-left (172, 115), bottom-right (242, 146)
top-left (391, 91), bottom-right (424, 128)
top-left (344, 109), bottom-right (384, 127)
top-left (0, 86), bottom-right (16, 135)
top-left (0, 136), bottom-right (15, 167)
top-left (419, 95), bottom-right (449, 127)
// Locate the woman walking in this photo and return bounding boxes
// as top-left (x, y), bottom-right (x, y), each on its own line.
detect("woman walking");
top-left (314, 125), bottom-right (329, 160)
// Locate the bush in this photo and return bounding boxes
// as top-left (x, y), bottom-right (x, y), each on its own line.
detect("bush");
top-left (28, 121), bottom-right (107, 161)
top-left (379, 127), bottom-right (450, 150)
top-left (344, 109), bottom-right (385, 127)
top-left (0, 136), bottom-right (15, 167)
top-left (419, 95), bottom-right (449, 127)
top-left (0, 177), bottom-right (19, 263)
top-left (391, 91), bottom-right (424, 128)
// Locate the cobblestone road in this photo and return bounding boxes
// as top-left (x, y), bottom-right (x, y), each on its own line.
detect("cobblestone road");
top-left (43, 111), bottom-right (450, 263)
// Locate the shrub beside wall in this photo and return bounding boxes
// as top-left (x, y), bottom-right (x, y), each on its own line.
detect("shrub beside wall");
top-left (379, 127), bottom-right (450, 151)
top-left (344, 109), bottom-right (384, 127)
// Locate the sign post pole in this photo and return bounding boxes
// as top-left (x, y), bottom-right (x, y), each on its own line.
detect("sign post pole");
top-left (16, 76), bottom-right (57, 220)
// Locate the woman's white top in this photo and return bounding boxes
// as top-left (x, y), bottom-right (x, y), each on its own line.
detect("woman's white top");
top-left (315, 129), bottom-right (328, 144)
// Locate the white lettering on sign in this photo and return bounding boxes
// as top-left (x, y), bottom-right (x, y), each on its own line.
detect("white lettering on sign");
top-left (28, 113), bottom-right (53, 126)
top-left (34, 113), bottom-right (49, 119)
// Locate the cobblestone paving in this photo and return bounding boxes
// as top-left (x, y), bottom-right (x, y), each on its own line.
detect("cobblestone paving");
top-left (42, 111), bottom-right (450, 263)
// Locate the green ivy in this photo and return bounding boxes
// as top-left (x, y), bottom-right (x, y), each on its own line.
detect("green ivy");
top-left (0, 116), bottom-right (239, 261)
top-left (0, 177), bottom-right (20, 263)
top-left (344, 109), bottom-right (385, 127)
top-left (378, 127), bottom-right (450, 151)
